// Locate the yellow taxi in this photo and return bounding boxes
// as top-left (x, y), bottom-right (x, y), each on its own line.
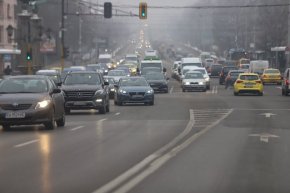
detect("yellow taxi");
top-left (261, 68), bottom-right (282, 85)
top-left (234, 73), bottom-right (263, 96)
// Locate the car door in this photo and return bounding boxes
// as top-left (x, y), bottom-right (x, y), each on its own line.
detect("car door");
top-left (48, 79), bottom-right (64, 117)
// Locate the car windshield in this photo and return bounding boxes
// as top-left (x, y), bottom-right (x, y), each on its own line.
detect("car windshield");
top-left (145, 73), bottom-right (164, 80)
top-left (119, 78), bottom-right (148, 87)
top-left (0, 78), bottom-right (48, 93)
top-left (108, 70), bottom-right (126, 76)
top-left (230, 72), bottom-right (242, 77)
top-left (240, 75), bottom-right (259, 80)
top-left (185, 73), bottom-right (204, 79)
top-left (193, 69), bottom-right (206, 75)
top-left (64, 73), bottom-right (101, 85)
top-left (265, 69), bottom-right (280, 74)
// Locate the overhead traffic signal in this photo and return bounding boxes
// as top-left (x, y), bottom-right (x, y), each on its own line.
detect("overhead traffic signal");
top-left (139, 2), bottom-right (147, 19)
top-left (104, 2), bottom-right (112, 18)
top-left (26, 48), bottom-right (32, 61)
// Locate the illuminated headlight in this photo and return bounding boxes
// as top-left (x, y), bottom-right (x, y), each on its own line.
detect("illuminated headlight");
top-left (110, 88), bottom-right (115, 92)
top-left (96, 99), bottom-right (103, 103)
top-left (119, 89), bottom-right (127, 94)
top-left (199, 82), bottom-right (205, 85)
top-left (183, 82), bottom-right (190, 85)
top-left (104, 70), bottom-right (108, 73)
top-left (35, 100), bottom-right (51, 109)
top-left (205, 77), bottom-right (210, 81)
top-left (146, 89), bottom-right (154, 94)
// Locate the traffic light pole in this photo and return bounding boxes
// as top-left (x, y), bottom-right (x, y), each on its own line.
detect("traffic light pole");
top-left (60, 0), bottom-right (65, 71)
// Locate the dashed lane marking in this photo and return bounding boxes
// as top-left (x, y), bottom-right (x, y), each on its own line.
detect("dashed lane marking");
top-left (14, 139), bottom-right (39, 148)
top-left (70, 126), bottom-right (84, 131)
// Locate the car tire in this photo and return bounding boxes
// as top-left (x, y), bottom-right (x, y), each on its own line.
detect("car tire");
top-left (99, 105), bottom-right (106, 114)
top-left (258, 92), bottom-right (263, 96)
top-left (149, 100), bottom-right (154, 106)
top-left (65, 108), bottom-right (70, 114)
top-left (2, 124), bottom-right (10, 131)
top-left (56, 113), bottom-right (65, 127)
top-left (234, 92), bottom-right (238, 96)
top-left (44, 111), bottom-right (55, 130)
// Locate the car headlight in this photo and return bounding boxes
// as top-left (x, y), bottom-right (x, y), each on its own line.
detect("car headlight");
top-left (110, 88), bottom-right (115, 92)
top-left (95, 90), bottom-right (104, 95)
top-left (119, 89), bottom-right (127, 94)
top-left (205, 77), bottom-right (210, 81)
top-left (199, 82), bottom-right (205, 85)
top-left (35, 100), bottom-right (51, 109)
top-left (147, 89), bottom-right (154, 94)
top-left (104, 69), bottom-right (108, 73)
top-left (183, 82), bottom-right (190, 85)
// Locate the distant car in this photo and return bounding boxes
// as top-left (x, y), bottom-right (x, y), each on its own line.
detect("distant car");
top-left (104, 70), bottom-right (128, 82)
top-left (233, 73), bottom-right (263, 96)
top-left (0, 75), bottom-right (65, 130)
top-left (61, 71), bottom-right (110, 114)
top-left (115, 66), bottom-right (131, 77)
top-left (181, 71), bottom-right (207, 92)
top-left (191, 67), bottom-right (211, 89)
top-left (114, 77), bottom-right (154, 106)
top-left (219, 66), bottom-right (238, 85)
top-left (36, 69), bottom-right (62, 86)
top-left (104, 77), bottom-right (117, 99)
top-left (282, 68), bottom-right (290, 96)
top-left (144, 72), bottom-right (169, 93)
top-left (225, 70), bottom-right (245, 89)
top-left (86, 64), bottom-right (104, 74)
top-left (209, 64), bottom-right (222, 77)
top-left (171, 61), bottom-right (181, 80)
top-left (261, 68), bottom-right (282, 85)
top-left (98, 63), bottom-right (109, 75)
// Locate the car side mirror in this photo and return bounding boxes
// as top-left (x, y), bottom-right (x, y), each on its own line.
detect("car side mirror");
top-left (57, 82), bottom-right (62, 87)
top-left (104, 81), bottom-right (109, 86)
top-left (52, 88), bottom-right (61, 94)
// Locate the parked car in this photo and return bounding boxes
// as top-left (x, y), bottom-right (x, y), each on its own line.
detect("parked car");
top-left (114, 77), bottom-right (154, 106)
top-left (282, 68), bottom-right (290, 96)
top-left (36, 69), bottom-right (62, 86)
top-left (61, 71), bottom-right (110, 114)
top-left (0, 75), bottom-right (65, 130)
top-left (233, 73), bottom-right (263, 96)
top-left (225, 70), bottom-right (245, 89)
top-left (261, 68), bottom-right (282, 85)
top-left (181, 71), bottom-right (207, 92)
top-left (144, 72), bottom-right (169, 93)
top-left (219, 66), bottom-right (238, 85)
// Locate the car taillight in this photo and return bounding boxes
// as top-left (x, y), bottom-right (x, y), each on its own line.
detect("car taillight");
top-left (236, 80), bottom-right (243, 83)
top-left (256, 80), bottom-right (262, 84)
top-left (286, 79), bottom-right (289, 86)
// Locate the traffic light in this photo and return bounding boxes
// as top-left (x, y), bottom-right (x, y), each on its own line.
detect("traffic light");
top-left (104, 2), bottom-right (112, 18)
top-left (139, 2), bottom-right (147, 19)
top-left (26, 49), bottom-right (32, 61)
top-left (63, 47), bottom-right (70, 58)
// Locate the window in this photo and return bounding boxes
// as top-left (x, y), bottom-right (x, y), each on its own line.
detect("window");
top-left (0, 25), bottom-right (3, 43)
top-left (0, 2), bottom-right (3, 19)
top-left (7, 4), bottom-right (11, 19)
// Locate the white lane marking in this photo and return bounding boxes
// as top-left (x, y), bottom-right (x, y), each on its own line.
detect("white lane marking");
top-left (92, 109), bottom-right (195, 193)
top-left (70, 126), bottom-right (84, 131)
top-left (99, 118), bottom-right (107, 122)
top-left (113, 109), bottom-right (234, 193)
top-left (170, 86), bottom-right (174, 94)
top-left (276, 86), bottom-right (282, 90)
top-left (14, 139), bottom-right (39, 148)
top-left (115, 112), bottom-right (121, 116)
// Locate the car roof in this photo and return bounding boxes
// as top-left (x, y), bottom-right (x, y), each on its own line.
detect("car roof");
top-left (68, 70), bottom-right (99, 74)
top-left (239, 73), bottom-right (259, 76)
top-left (186, 71), bottom-right (203, 74)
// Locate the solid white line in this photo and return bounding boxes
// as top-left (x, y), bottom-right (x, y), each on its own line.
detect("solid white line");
top-left (70, 126), bottom-right (84, 131)
top-left (276, 86), bottom-right (282, 90)
top-left (92, 109), bottom-right (195, 193)
top-left (170, 86), bottom-right (174, 94)
top-left (113, 109), bottom-right (234, 193)
top-left (99, 118), bottom-right (107, 122)
top-left (14, 139), bottom-right (39, 148)
top-left (115, 113), bottom-right (121, 116)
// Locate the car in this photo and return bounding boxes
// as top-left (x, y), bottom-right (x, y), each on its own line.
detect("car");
top-left (140, 67), bottom-right (162, 76)
top-left (171, 61), bottom-right (181, 79)
top-left (98, 63), bottom-right (109, 75)
top-left (219, 66), bottom-right (238, 85)
top-left (239, 64), bottom-right (250, 73)
top-left (0, 75), bottom-right (65, 130)
top-left (61, 66), bottom-right (86, 82)
top-left (233, 73), bottom-right (263, 96)
top-left (191, 67), bottom-right (211, 89)
top-left (282, 68), bottom-right (290, 96)
top-left (114, 77), bottom-right (154, 106)
top-left (104, 69), bottom-right (129, 82)
top-left (181, 71), bottom-right (207, 92)
top-left (115, 66), bottom-right (131, 77)
top-left (225, 70), bottom-right (245, 89)
top-left (118, 63), bottom-right (138, 76)
top-left (36, 69), bottom-right (62, 86)
top-left (105, 77), bottom-right (117, 99)
top-left (209, 64), bottom-right (222, 77)
top-left (144, 72), bottom-right (169, 93)
top-left (261, 68), bottom-right (282, 85)
top-left (86, 64), bottom-right (104, 74)
top-left (61, 71), bottom-right (110, 114)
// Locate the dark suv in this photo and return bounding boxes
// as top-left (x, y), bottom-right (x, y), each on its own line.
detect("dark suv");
top-left (219, 66), bottom-right (238, 85)
top-left (61, 71), bottom-right (110, 114)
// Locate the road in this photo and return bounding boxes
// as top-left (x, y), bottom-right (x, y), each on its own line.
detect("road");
top-left (1, 74), bottom-right (290, 193)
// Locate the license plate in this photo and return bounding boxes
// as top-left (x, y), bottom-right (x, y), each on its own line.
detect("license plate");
top-left (5, 112), bottom-right (25, 119)
top-left (132, 95), bottom-right (143, 98)
top-left (244, 86), bottom-right (253, 88)
top-left (74, 101), bottom-right (86, 106)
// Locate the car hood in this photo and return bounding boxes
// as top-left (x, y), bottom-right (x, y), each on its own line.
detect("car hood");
top-left (104, 76), bottom-right (126, 82)
top-left (147, 80), bottom-right (167, 84)
top-left (119, 86), bottom-right (151, 92)
top-left (183, 78), bottom-right (205, 82)
top-left (61, 84), bottom-right (103, 91)
top-left (0, 93), bottom-right (47, 104)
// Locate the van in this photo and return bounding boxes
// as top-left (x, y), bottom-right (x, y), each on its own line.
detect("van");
top-left (249, 60), bottom-right (269, 75)
top-left (282, 68), bottom-right (290, 96)
top-left (179, 57), bottom-right (202, 79)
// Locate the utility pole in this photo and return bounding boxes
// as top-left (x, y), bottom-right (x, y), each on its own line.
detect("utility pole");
top-left (60, 0), bottom-right (65, 71)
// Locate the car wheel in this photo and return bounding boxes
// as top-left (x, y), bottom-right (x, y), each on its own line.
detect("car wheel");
top-left (182, 89), bottom-right (185, 92)
top-left (56, 113), bottom-right (65, 127)
top-left (44, 111), bottom-right (55, 130)
top-left (65, 108), bottom-right (70, 114)
top-left (99, 105), bottom-right (106, 114)
top-left (106, 102), bottom-right (110, 112)
top-left (234, 92), bottom-right (238, 96)
top-left (2, 124), bottom-right (10, 131)
top-left (258, 92), bottom-right (263, 96)
top-left (149, 100), bottom-right (154, 106)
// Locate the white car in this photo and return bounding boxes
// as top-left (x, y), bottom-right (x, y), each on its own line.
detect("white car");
top-left (104, 70), bottom-right (128, 82)
top-left (182, 71), bottom-right (207, 92)
top-left (191, 67), bottom-right (211, 90)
